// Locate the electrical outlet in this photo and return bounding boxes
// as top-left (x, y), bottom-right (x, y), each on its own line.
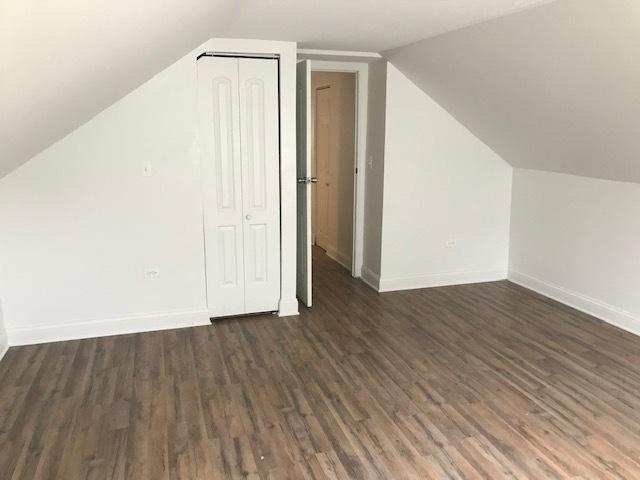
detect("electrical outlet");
top-left (144, 267), bottom-right (160, 279)
top-left (446, 240), bottom-right (457, 248)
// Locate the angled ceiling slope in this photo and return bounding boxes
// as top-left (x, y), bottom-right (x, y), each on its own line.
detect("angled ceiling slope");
top-left (385, 0), bottom-right (640, 183)
top-left (1, 0), bottom-right (551, 179)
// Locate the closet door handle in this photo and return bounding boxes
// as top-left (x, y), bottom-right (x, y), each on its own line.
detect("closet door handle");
top-left (245, 214), bottom-right (252, 221)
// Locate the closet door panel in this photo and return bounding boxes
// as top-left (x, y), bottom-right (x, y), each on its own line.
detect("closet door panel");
top-left (238, 58), bottom-right (281, 313)
top-left (198, 57), bottom-right (246, 317)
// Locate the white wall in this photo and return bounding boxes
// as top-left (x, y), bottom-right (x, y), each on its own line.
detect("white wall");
top-left (0, 38), bottom-right (298, 346)
top-left (361, 60), bottom-right (387, 288)
top-left (377, 64), bottom-right (512, 291)
top-left (509, 169), bottom-right (640, 335)
top-left (0, 44), bottom-right (207, 346)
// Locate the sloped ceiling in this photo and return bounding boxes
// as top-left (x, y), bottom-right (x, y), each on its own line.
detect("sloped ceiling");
top-left (385, 0), bottom-right (640, 183)
top-left (1, 0), bottom-right (552, 178)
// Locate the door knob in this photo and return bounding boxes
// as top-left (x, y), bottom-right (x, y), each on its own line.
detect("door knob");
top-left (297, 177), bottom-right (318, 185)
top-left (245, 214), bottom-right (252, 220)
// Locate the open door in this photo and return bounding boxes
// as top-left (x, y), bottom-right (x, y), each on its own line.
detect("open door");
top-left (296, 60), bottom-right (313, 307)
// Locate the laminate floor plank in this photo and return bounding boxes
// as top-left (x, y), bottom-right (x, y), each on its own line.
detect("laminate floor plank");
top-left (2, 248), bottom-right (640, 479)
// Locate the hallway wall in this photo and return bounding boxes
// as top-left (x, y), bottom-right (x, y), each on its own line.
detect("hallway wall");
top-left (377, 64), bottom-right (512, 291)
top-left (311, 71), bottom-right (357, 269)
top-left (361, 60), bottom-right (387, 287)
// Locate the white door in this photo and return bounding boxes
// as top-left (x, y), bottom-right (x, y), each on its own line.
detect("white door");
top-left (198, 56), bottom-right (281, 317)
top-left (198, 57), bottom-right (245, 317)
top-left (296, 60), bottom-right (312, 307)
top-left (238, 58), bottom-right (281, 314)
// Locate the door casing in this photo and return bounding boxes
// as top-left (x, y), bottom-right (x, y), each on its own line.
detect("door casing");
top-left (307, 61), bottom-right (369, 278)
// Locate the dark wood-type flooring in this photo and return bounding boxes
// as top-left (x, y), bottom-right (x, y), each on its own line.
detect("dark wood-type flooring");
top-left (2, 248), bottom-right (640, 479)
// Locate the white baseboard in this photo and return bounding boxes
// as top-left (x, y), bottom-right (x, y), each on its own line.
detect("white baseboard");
top-left (325, 247), bottom-right (352, 272)
top-left (7, 308), bottom-right (210, 346)
top-left (0, 333), bottom-right (8, 363)
top-left (508, 270), bottom-right (640, 337)
top-left (278, 298), bottom-right (299, 317)
top-left (378, 269), bottom-right (507, 293)
top-left (360, 265), bottom-right (381, 292)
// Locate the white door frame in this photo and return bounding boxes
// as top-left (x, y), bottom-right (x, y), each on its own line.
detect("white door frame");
top-left (308, 60), bottom-right (368, 277)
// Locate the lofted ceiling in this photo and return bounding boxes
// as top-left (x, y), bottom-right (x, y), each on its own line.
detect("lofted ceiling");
top-left (385, 0), bottom-right (640, 183)
top-left (0, 0), bottom-right (553, 178)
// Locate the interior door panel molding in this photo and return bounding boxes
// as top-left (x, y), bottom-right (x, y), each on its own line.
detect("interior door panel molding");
top-left (199, 55), bottom-right (281, 317)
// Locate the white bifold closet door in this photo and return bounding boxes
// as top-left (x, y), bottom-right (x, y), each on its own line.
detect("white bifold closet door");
top-left (198, 56), bottom-right (281, 317)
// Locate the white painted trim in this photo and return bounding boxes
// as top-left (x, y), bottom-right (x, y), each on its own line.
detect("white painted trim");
top-left (360, 265), bottom-right (381, 292)
top-left (0, 333), bottom-right (8, 363)
top-left (7, 308), bottom-right (210, 346)
top-left (298, 49), bottom-right (381, 63)
top-left (378, 270), bottom-right (507, 292)
top-left (308, 60), bottom-right (368, 278)
top-left (509, 270), bottom-right (640, 337)
top-left (278, 297), bottom-right (299, 317)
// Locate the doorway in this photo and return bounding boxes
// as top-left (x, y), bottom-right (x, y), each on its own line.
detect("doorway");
top-left (311, 72), bottom-right (357, 270)
top-left (296, 60), bottom-right (368, 307)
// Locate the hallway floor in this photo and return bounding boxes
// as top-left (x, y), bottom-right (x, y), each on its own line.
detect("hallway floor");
top-left (2, 249), bottom-right (640, 479)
